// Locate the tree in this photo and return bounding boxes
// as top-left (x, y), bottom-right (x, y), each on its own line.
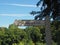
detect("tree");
top-left (8, 24), bottom-right (27, 45)
top-left (30, 0), bottom-right (60, 20)
top-left (0, 27), bottom-right (8, 45)
top-left (51, 21), bottom-right (60, 45)
top-left (30, 0), bottom-right (60, 45)
top-left (25, 26), bottom-right (42, 45)
top-left (9, 24), bottom-right (18, 30)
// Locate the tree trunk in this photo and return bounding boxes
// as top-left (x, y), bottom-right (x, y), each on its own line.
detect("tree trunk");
top-left (45, 15), bottom-right (52, 45)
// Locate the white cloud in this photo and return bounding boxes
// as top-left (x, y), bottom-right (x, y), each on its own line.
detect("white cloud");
top-left (0, 14), bottom-right (33, 17)
top-left (0, 3), bottom-right (41, 7)
top-left (1, 3), bottom-right (37, 7)
top-left (9, 4), bottom-right (37, 7)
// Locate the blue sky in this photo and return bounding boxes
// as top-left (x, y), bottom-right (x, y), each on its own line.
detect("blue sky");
top-left (0, 0), bottom-right (40, 28)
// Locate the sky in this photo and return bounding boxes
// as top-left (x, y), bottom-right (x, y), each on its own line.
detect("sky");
top-left (0, 0), bottom-right (40, 28)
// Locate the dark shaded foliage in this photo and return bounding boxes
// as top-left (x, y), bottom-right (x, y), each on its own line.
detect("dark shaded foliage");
top-left (30, 0), bottom-right (60, 20)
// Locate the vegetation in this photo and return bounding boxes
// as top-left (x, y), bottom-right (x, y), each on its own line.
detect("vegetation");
top-left (0, 0), bottom-right (59, 45)
top-left (0, 21), bottom-right (60, 45)
top-left (30, 0), bottom-right (60, 45)
top-left (30, 0), bottom-right (60, 20)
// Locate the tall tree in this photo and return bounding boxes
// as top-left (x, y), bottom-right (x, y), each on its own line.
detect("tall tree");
top-left (31, 0), bottom-right (60, 20)
top-left (30, 0), bottom-right (60, 45)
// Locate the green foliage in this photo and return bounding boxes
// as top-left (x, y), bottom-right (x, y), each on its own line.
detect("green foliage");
top-left (18, 41), bottom-right (24, 45)
top-left (0, 21), bottom-right (59, 45)
top-left (36, 42), bottom-right (46, 45)
top-left (25, 40), bottom-right (34, 45)
top-left (25, 26), bottom-right (42, 43)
